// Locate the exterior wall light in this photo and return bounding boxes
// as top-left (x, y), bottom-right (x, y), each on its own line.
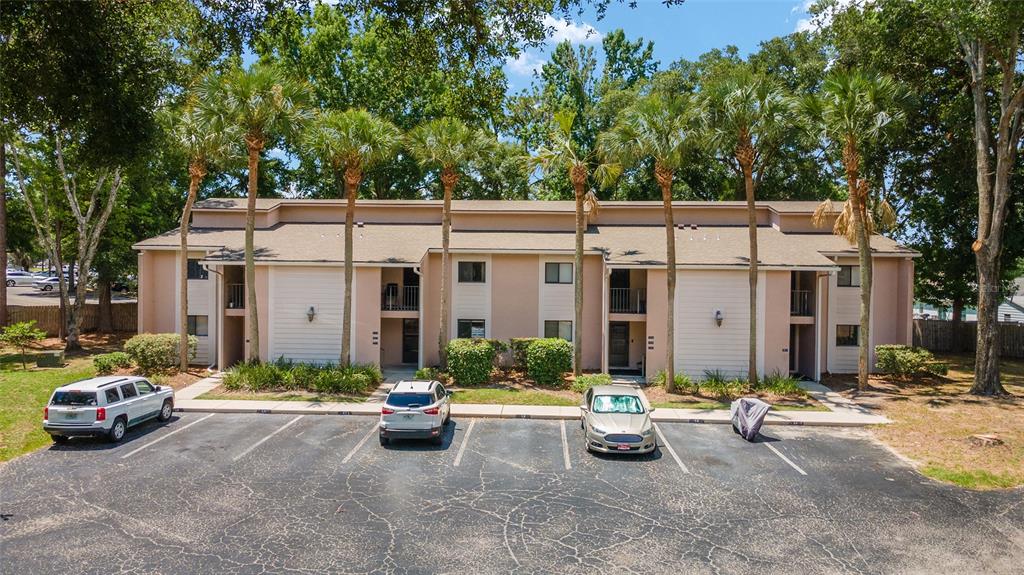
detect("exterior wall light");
top-left (307, 306), bottom-right (316, 322)
top-left (714, 309), bottom-right (724, 327)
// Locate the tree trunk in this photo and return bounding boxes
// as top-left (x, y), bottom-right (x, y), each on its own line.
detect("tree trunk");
top-left (571, 167), bottom-right (586, 376)
top-left (850, 187), bottom-right (872, 391)
top-left (97, 278), bottom-right (112, 333)
top-left (741, 154), bottom-right (758, 387)
top-left (179, 170), bottom-right (202, 371)
top-left (341, 167), bottom-right (361, 367)
top-left (244, 145), bottom-right (261, 362)
top-left (973, 251), bottom-right (1004, 394)
top-left (66, 258), bottom-right (86, 352)
top-left (439, 168), bottom-right (458, 369)
top-left (1, 139), bottom-right (7, 327)
top-left (656, 162), bottom-right (677, 393)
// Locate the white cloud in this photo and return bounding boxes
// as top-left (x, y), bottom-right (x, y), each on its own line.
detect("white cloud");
top-left (543, 14), bottom-right (603, 45)
top-left (794, 0), bottom-right (863, 34)
top-left (507, 51), bottom-right (547, 76)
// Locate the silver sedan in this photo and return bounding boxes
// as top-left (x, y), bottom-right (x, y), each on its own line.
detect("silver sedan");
top-left (580, 385), bottom-right (656, 454)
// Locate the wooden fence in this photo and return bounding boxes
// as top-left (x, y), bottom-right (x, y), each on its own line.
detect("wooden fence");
top-left (913, 319), bottom-right (1024, 358)
top-left (7, 303), bottom-right (137, 336)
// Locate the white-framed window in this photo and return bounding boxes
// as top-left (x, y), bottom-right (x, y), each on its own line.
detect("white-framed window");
top-left (837, 265), bottom-right (860, 287)
top-left (544, 320), bottom-right (573, 341)
top-left (187, 259), bottom-right (208, 280)
top-left (457, 319), bottom-right (486, 338)
top-left (544, 262), bottom-right (572, 284)
top-left (836, 324), bottom-right (858, 346)
top-left (458, 261), bottom-right (486, 283)
top-left (187, 315), bottom-right (209, 337)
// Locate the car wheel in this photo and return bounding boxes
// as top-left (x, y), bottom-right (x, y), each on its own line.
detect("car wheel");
top-left (379, 434), bottom-right (389, 446)
top-left (51, 434), bottom-right (68, 444)
top-left (107, 417), bottom-right (127, 443)
top-left (157, 400), bottom-right (173, 422)
top-left (43, 284), bottom-right (53, 291)
top-left (431, 434), bottom-right (443, 446)
top-left (443, 411), bottom-right (451, 426)
top-left (5, 280), bottom-right (13, 287)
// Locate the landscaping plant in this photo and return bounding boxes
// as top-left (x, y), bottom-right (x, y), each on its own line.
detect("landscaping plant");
top-left (526, 338), bottom-right (572, 386)
top-left (571, 373), bottom-right (612, 393)
top-left (509, 338), bottom-right (539, 371)
top-left (651, 370), bottom-right (697, 394)
top-left (124, 333), bottom-right (197, 372)
top-left (0, 321), bottom-right (47, 370)
top-left (875, 344), bottom-right (945, 378)
top-left (757, 371), bottom-right (807, 396)
top-left (93, 352), bottom-right (132, 375)
top-left (445, 338), bottom-right (496, 386)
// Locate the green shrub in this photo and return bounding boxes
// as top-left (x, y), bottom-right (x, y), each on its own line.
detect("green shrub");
top-left (526, 338), bottom-right (572, 386)
top-left (224, 361), bottom-right (284, 391)
top-left (571, 373), bottom-right (612, 393)
top-left (415, 367), bottom-right (448, 383)
top-left (446, 339), bottom-right (496, 386)
top-left (758, 371), bottom-right (806, 397)
top-left (223, 360), bottom-right (379, 394)
top-left (650, 371), bottom-right (697, 394)
top-left (93, 352), bottom-right (132, 375)
top-left (124, 333), bottom-right (197, 372)
top-left (509, 338), bottom-right (539, 370)
top-left (875, 344), bottom-right (939, 377)
top-left (702, 377), bottom-right (749, 400)
top-left (355, 363), bottom-right (383, 386)
top-left (286, 362), bottom-right (320, 391)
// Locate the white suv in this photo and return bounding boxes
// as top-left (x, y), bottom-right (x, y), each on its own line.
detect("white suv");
top-left (379, 380), bottom-right (451, 446)
top-left (43, 376), bottom-right (175, 443)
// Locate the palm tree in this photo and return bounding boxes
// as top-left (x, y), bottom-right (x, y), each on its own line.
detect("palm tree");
top-left (533, 110), bottom-right (604, 376)
top-left (800, 69), bottom-right (904, 390)
top-left (304, 109), bottom-right (400, 365)
top-left (168, 94), bottom-right (240, 372)
top-left (702, 68), bottom-right (793, 387)
top-left (407, 118), bottom-right (495, 368)
top-left (202, 63), bottom-right (311, 362)
top-left (599, 93), bottom-right (699, 393)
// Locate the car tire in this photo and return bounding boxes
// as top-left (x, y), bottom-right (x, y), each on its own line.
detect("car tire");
top-left (51, 434), bottom-right (68, 444)
top-left (431, 434), bottom-right (443, 446)
top-left (5, 280), bottom-right (13, 287)
top-left (443, 411), bottom-right (451, 426)
top-left (157, 400), bottom-right (173, 422)
top-left (43, 284), bottom-right (53, 291)
top-left (107, 417), bottom-right (127, 443)
top-left (379, 434), bottom-right (389, 446)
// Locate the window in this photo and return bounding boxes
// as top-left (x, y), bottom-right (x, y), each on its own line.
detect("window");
top-left (458, 261), bottom-right (485, 283)
top-left (187, 315), bottom-right (209, 337)
top-left (104, 388), bottom-right (121, 404)
top-left (135, 380), bottom-right (154, 394)
top-left (544, 262), bottom-right (572, 284)
top-left (544, 320), bottom-right (573, 341)
top-left (837, 265), bottom-right (860, 287)
top-left (51, 391), bottom-right (97, 406)
top-left (592, 394), bottom-right (645, 414)
top-left (1005, 314), bottom-right (1012, 322)
top-left (187, 259), bottom-right (208, 280)
top-left (119, 384), bottom-right (138, 399)
top-left (836, 325), bottom-right (859, 346)
top-left (385, 393), bottom-right (434, 408)
top-left (457, 319), bottom-right (486, 338)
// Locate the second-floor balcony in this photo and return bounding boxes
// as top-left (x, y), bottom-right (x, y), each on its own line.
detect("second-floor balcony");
top-left (610, 287), bottom-right (646, 314)
top-left (382, 285), bottom-right (419, 311)
top-left (227, 283), bottom-right (245, 309)
top-left (791, 289), bottom-right (812, 316)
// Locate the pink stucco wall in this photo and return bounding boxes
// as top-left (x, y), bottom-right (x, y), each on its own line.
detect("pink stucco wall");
top-left (763, 270), bottom-right (790, 376)
top-left (243, 266), bottom-right (270, 360)
top-left (421, 252), bottom-right (442, 366)
top-left (138, 250), bottom-right (176, 334)
top-left (355, 266), bottom-right (382, 365)
top-left (645, 269), bottom-right (668, 377)
top-left (488, 254), bottom-right (540, 342)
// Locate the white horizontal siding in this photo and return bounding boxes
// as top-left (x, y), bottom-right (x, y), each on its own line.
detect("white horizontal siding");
top-left (998, 302), bottom-right (1024, 323)
top-left (270, 266), bottom-right (346, 363)
top-left (452, 255), bottom-right (491, 337)
top-left (186, 280), bottom-right (208, 315)
top-left (539, 257), bottom-right (573, 335)
top-left (675, 270), bottom-right (762, 380)
top-left (193, 336), bottom-right (210, 365)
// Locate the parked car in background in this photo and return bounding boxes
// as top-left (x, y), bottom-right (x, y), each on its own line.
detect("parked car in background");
top-left (379, 380), bottom-right (451, 446)
top-left (43, 376), bottom-right (175, 443)
top-left (580, 385), bottom-right (656, 455)
top-left (32, 277), bottom-right (73, 291)
top-left (5, 270), bottom-right (44, 287)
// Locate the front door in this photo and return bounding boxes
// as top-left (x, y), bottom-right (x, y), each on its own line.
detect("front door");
top-left (402, 319), bottom-right (419, 364)
top-left (609, 322), bottom-right (629, 368)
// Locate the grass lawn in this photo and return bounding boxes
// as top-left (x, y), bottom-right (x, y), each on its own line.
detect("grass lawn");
top-left (197, 387), bottom-right (368, 403)
top-left (649, 400), bottom-right (827, 411)
top-left (824, 354), bottom-right (1024, 490)
top-left (451, 388), bottom-right (579, 406)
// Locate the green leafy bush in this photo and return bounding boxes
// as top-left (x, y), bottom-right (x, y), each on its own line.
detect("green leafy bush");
top-left (446, 338), bottom-right (496, 386)
top-left (509, 338), bottom-right (538, 371)
top-left (571, 373), bottom-right (612, 393)
top-left (757, 371), bottom-right (806, 397)
top-left (526, 338), bottom-right (572, 386)
top-left (702, 378), bottom-right (749, 400)
top-left (225, 361), bottom-right (379, 394)
top-left (224, 361), bottom-right (284, 391)
top-left (414, 367), bottom-right (448, 383)
top-left (93, 352), bottom-right (132, 375)
top-left (286, 362), bottom-right (319, 391)
top-left (651, 371), bottom-right (697, 394)
top-left (875, 344), bottom-right (942, 377)
top-left (0, 320), bottom-right (47, 370)
top-left (355, 363), bottom-right (383, 386)
top-left (124, 333), bottom-right (196, 372)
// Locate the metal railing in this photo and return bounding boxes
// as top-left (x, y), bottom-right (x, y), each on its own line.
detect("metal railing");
top-left (381, 285), bottom-right (419, 311)
top-left (791, 289), bottom-right (812, 316)
top-left (227, 283), bottom-right (245, 309)
top-left (610, 288), bottom-right (646, 314)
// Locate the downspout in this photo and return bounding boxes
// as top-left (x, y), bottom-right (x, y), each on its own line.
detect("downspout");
top-left (413, 264), bottom-right (424, 369)
top-left (203, 263), bottom-right (224, 372)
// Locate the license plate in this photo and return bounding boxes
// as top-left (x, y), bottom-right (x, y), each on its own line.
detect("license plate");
top-left (616, 443), bottom-right (630, 451)
top-left (65, 412), bottom-right (78, 420)
top-left (402, 414), bottom-right (414, 420)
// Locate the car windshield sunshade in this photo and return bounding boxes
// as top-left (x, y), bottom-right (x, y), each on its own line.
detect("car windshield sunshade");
top-left (386, 393), bottom-right (434, 408)
top-left (51, 391), bottom-right (98, 406)
top-left (592, 395), bottom-right (644, 414)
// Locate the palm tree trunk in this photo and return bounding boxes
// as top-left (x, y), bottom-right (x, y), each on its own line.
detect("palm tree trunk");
top-left (179, 169), bottom-right (202, 371)
top-left (573, 178), bottom-right (585, 376)
top-left (855, 201), bottom-right (872, 391)
top-left (439, 168), bottom-right (457, 369)
top-left (742, 162), bottom-right (758, 387)
top-left (341, 168), bottom-right (360, 366)
top-left (656, 162), bottom-right (677, 393)
top-left (1, 139), bottom-right (7, 328)
top-left (245, 145), bottom-right (260, 362)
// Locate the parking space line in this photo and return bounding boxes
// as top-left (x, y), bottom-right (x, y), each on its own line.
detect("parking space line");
top-left (120, 413), bottom-right (216, 459)
top-left (559, 420), bottom-right (572, 470)
top-left (765, 442), bottom-right (807, 476)
top-left (342, 423), bottom-right (378, 464)
top-left (232, 415), bottom-right (304, 462)
top-left (453, 419), bottom-right (477, 467)
top-left (652, 423), bottom-right (690, 474)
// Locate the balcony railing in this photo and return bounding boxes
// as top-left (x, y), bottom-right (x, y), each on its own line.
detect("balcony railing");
top-left (610, 288), bottom-right (646, 314)
top-left (791, 289), bottom-right (812, 316)
top-left (227, 283), bottom-right (245, 309)
top-left (382, 285), bottom-right (419, 311)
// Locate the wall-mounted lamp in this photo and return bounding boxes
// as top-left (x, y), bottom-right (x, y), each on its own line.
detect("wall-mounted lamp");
top-left (307, 306), bottom-right (316, 322)
top-left (714, 309), bottom-right (724, 327)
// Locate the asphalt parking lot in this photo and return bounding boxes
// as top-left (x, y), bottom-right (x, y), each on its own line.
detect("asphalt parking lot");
top-left (5, 285), bottom-right (136, 306)
top-left (1, 413), bottom-right (1022, 574)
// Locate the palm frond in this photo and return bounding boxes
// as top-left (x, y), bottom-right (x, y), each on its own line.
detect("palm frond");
top-left (811, 199), bottom-right (836, 230)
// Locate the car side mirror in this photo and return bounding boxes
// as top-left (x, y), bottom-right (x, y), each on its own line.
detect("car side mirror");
top-left (648, 407), bottom-right (656, 413)
top-left (579, 405), bottom-right (589, 412)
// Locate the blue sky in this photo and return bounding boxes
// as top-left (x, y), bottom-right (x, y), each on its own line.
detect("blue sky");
top-left (505, 0), bottom-right (817, 92)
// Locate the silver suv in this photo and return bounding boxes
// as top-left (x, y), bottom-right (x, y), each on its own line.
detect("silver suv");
top-left (43, 376), bottom-right (175, 443)
top-left (379, 380), bottom-right (451, 446)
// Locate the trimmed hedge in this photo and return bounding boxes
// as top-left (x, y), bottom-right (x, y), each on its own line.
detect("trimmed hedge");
top-left (223, 360), bottom-right (379, 394)
top-left (446, 338), bottom-right (496, 386)
top-left (124, 333), bottom-right (196, 372)
top-left (571, 373), bottom-right (611, 393)
top-left (875, 344), bottom-right (944, 377)
top-left (526, 338), bottom-right (572, 386)
top-left (93, 352), bottom-right (132, 375)
top-left (510, 338), bottom-right (539, 371)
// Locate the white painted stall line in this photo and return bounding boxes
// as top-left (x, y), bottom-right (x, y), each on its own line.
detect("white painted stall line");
top-left (342, 423), bottom-right (379, 464)
top-left (121, 413), bottom-right (216, 459)
top-left (560, 420), bottom-right (572, 470)
top-left (233, 415), bottom-right (304, 462)
top-left (453, 419), bottom-right (477, 467)
top-left (765, 442), bottom-right (807, 476)
top-left (653, 423), bottom-right (690, 474)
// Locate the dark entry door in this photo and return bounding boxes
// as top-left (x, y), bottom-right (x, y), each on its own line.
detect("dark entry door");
top-left (402, 319), bottom-right (419, 364)
top-left (609, 322), bottom-right (629, 367)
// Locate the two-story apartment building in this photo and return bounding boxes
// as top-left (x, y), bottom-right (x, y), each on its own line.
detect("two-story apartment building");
top-left (133, 198), bottom-right (918, 380)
